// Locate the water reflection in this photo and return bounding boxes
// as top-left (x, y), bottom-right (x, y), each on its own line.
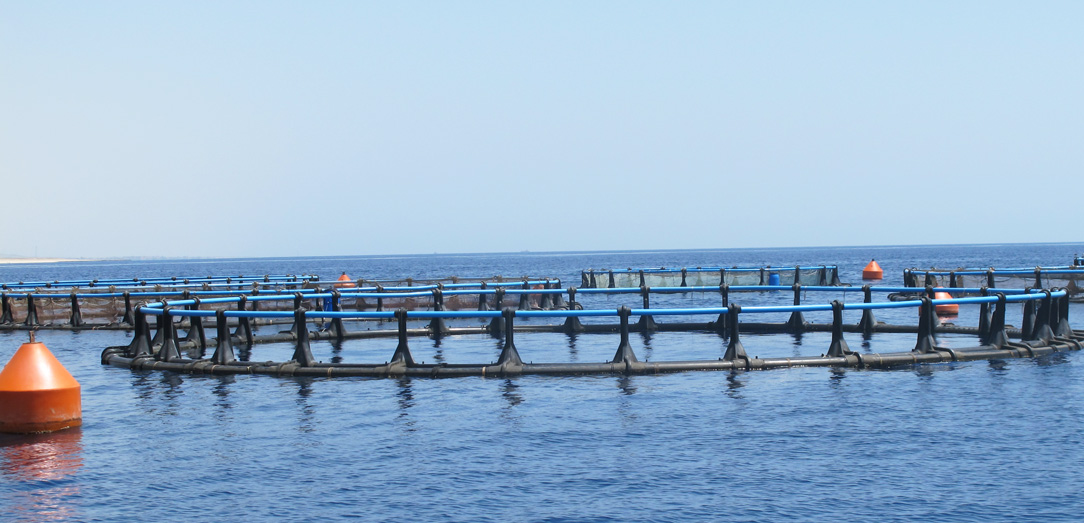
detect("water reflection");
top-left (329, 339), bottom-right (344, 365)
top-left (725, 371), bottom-right (745, 399)
top-left (212, 375), bottom-right (236, 413)
top-left (396, 377), bottom-right (416, 432)
top-left (790, 332), bottom-right (803, 357)
top-left (431, 337), bottom-right (445, 365)
top-left (639, 331), bottom-right (654, 361)
top-left (291, 378), bottom-right (316, 433)
top-left (829, 368), bottom-right (846, 389)
top-left (566, 332), bottom-right (579, 362)
top-left (0, 429), bottom-right (83, 522)
top-left (501, 379), bottom-right (523, 407)
top-left (617, 375), bottom-right (637, 396)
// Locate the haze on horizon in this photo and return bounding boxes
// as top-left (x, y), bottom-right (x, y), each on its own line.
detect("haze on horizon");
top-left (2, 2), bottom-right (1081, 259)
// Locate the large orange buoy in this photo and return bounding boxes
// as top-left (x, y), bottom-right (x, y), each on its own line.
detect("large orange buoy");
top-left (862, 259), bottom-right (883, 280)
top-left (934, 291), bottom-right (959, 316)
top-left (334, 272), bottom-right (356, 289)
top-left (0, 334), bottom-right (81, 434)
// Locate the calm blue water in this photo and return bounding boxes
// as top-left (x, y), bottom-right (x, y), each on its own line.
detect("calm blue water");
top-left (2, 243), bottom-right (1084, 522)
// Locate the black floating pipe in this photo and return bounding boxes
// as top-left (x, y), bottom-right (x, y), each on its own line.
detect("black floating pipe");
top-left (497, 308), bottom-right (524, 372)
top-left (156, 308), bottom-right (181, 362)
top-left (390, 309), bottom-right (414, 366)
top-left (786, 284), bottom-right (805, 333)
top-left (612, 306), bottom-right (638, 372)
top-left (913, 297), bottom-right (939, 354)
top-left (429, 289), bottom-right (449, 337)
top-left (24, 294), bottom-right (39, 327)
top-left (723, 304), bottom-right (747, 363)
top-left (858, 285), bottom-right (876, 337)
top-left (210, 309), bottom-right (236, 364)
top-left (126, 307), bottom-right (152, 358)
top-left (637, 287), bottom-right (657, 331)
top-left (0, 293), bottom-right (12, 324)
top-left (292, 308), bottom-right (315, 366)
top-left (68, 292), bottom-right (84, 327)
top-left (826, 300), bottom-right (852, 358)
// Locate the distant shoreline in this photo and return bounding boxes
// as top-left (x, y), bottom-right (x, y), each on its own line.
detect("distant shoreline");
top-left (0, 258), bottom-right (83, 265)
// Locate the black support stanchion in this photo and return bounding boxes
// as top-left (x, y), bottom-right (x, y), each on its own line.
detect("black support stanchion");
top-left (714, 284), bottom-right (730, 336)
top-left (608, 270), bottom-right (616, 289)
top-left (913, 297), bottom-right (939, 354)
top-left (69, 292), bottom-right (83, 327)
top-left (155, 308), bottom-right (181, 362)
top-left (477, 282), bottom-right (489, 311)
top-left (184, 299), bottom-right (207, 356)
top-left (982, 293), bottom-right (1010, 348)
top-left (210, 310), bottom-right (236, 364)
top-left (292, 308), bottom-right (315, 366)
top-left (987, 270), bottom-right (996, 289)
top-left (518, 282), bottom-right (530, 310)
top-left (858, 285), bottom-right (876, 337)
top-left (581, 271), bottom-right (591, 288)
top-left (680, 268), bottom-right (688, 287)
top-left (497, 308), bottom-right (524, 373)
top-left (24, 294), bottom-right (39, 327)
top-left (1054, 290), bottom-right (1076, 340)
top-left (390, 309), bottom-right (415, 366)
top-left (1021, 294), bottom-right (1037, 342)
top-left (0, 293), bottom-right (12, 324)
top-left (549, 281), bottom-right (567, 309)
top-left (1028, 291), bottom-right (1055, 344)
top-left (978, 288), bottom-right (991, 340)
top-left (327, 291), bottom-right (345, 341)
top-left (540, 280), bottom-right (553, 310)
top-left (786, 284), bottom-right (805, 333)
top-left (826, 301), bottom-right (852, 357)
top-left (233, 296), bottom-right (253, 346)
top-left (612, 306), bottom-right (638, 372)
top-left (429, 289), bottom-right (449, 336)
top-left (126, 307), bottom-right (152, 358)
top-left (637, 287), bottom-right (657, 331)
top-left (723, 304), bottom-right (747, 363)
top-left (488, 289), bottom-right (507, 336)
top-left (121, 291), bottom-right (134, 325)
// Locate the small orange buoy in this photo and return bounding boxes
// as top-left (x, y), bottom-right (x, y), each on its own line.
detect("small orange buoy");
top-left (0, 334), bottom-right (81, 434)
top-left (862, 259), bottom-right (883, 280)
top-left (334, 272), bottom-right (356, 289)
top-left (934, 291), bottom-right (959, 316)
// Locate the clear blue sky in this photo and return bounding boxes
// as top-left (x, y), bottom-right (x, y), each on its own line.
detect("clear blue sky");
top-left (2, 2), bottom-right (1081, 258)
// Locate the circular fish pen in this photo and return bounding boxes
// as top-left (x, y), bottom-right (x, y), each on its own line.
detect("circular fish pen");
top-left (91, 279), bottom-right (1084, 378)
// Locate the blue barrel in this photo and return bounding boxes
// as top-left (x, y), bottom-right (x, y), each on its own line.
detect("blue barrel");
top-left (768, 273), bottom-right (781, 286)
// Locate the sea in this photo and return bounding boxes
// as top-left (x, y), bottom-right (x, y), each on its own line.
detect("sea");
top-left (1, 243), bottom-right (1083, 523)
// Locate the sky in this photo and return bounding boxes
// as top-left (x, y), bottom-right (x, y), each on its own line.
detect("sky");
top-left (1, 2), bottom-right (1081, 259)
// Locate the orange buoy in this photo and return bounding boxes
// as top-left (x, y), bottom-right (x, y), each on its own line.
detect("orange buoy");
top-left (0, 334), bottom-right (81, 434)
top-left (862, 259), bottom-right (883, 280)
top-left (334, 272), bottom-right (356, 289)
top-left (934, 291), bottom-right (959, 316)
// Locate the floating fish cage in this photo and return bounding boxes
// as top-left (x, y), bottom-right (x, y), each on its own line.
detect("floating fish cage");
top-left (580, 265), bottom-right (843, 288)
top-left (91, 278), bottom-right (1084, 378)
top-left (904, 266), bottom-right (1084, 299)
